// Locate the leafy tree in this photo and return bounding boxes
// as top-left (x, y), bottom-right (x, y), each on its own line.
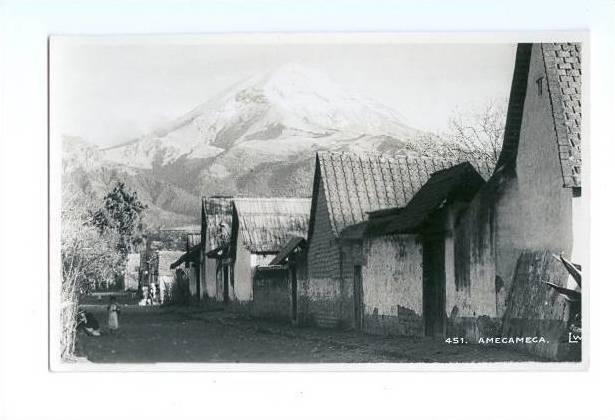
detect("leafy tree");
top-left (90, 182), bottom-right (147, 255)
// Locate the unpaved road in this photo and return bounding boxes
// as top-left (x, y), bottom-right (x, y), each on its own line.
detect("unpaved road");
top-left (76, 305), bottom-right (546, 363)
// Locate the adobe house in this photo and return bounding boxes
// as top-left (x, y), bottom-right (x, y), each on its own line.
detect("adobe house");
top-left (361, 162), bottom-right (486, 337)
top-left (228, 198), bottom-right (311, 306)
top-left (170, 233), bottom-right (202, 301)
top-left (305, 151), bottom-right (483, 329)
top-left (262, 236), bottom-right (308, 324)
top-left (199, 196), bottom-right (234, 302)
top-left (154, 250), bottom-right (185, 303)
top-left (169, 245), bottom-right (202, 303)
top-left (451, 43), bottom-right (582, 359)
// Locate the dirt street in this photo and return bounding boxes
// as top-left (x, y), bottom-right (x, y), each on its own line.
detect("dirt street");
top-left (76, 305), bottom-right (546, 363)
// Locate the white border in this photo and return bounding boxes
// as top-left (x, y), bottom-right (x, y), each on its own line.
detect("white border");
top-left (49, 31), bottom-right (589, 373)
top-left (2, 1), bottom-right (614, 418)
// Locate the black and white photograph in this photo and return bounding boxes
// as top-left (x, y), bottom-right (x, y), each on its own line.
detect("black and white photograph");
top-left (6, 0), bottom-right (615, 419)
top-left (48, 35), bottom-right (586, 367)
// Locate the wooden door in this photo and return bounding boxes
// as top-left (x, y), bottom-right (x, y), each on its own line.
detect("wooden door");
top-left (353, 265), bottom-right (363, 330)
top-left (423, 236), bottom-right (446, 336)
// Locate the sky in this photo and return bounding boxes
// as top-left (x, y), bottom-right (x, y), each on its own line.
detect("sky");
top-left (50, 37), bottom-right (517, 147)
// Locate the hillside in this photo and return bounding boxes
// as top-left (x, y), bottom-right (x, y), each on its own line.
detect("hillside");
top-left (64, 63), bottom-right (459, 227)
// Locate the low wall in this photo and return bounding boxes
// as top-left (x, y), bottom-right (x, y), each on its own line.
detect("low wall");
top-left (300, 275), bottom-right (346, 329)
top-left (251, 266), bottom-right (290, 322)
top-left (363, 305), bottom-right (424, 337)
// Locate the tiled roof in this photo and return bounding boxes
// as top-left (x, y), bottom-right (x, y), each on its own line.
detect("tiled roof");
top-left (202, 196), bottom-right (234, 251)
top-left (233, 198), bottom-right (311, 254)
top-left (542, 43), bottom-right (582, 188)
top-left (269, 236), bottom-right (306, 266)
top-left (314, 151), bottom-right (482, 237)
top-left (383, 162), bottom-right (485, 234)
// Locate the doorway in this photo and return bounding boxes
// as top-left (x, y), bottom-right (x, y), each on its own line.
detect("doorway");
top-left (353, 265), bottom-right (363, 330)
top-left (422, 235), bottom-right (446, 336)
top-left (223, 265), bottom-right (230, 304)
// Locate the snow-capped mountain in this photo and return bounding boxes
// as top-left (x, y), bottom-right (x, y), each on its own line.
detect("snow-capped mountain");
top-left (102, 63), bottom-right (428, 170)
top-left (66, 64), bottom-right (448, 226)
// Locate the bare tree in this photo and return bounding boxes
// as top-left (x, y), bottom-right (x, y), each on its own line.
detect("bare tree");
top-left (405, 98), bottom-right (507, 174)
top-left (445, 99), bottom-right (506, 168)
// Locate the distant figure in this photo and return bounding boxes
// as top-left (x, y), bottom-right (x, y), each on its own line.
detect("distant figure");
top-left (107, 296), bottom-right (120, 333)
top-left (149, 283), bottom-right (156, 305)
top-left (76, 309), bottom-right (101, 336)
top-left (139, 285), bottom-right (149, 306)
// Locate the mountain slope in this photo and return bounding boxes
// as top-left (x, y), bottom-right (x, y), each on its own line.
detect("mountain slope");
top-left (62, 136), bottom-right (201, 228)
top-left (99, 64), bottom-right (442, 200)
top-left (65, 64), bottom-right (469, 226)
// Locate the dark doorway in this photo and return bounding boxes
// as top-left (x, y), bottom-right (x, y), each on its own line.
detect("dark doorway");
top-left (223, 265), bottom-right (229, 304)
top-left (353, 265), bottom-right (363, 330)
top-left (422, 235), bottom-right (446, 336)
top-left (290, 265), bottom-right (298, 323)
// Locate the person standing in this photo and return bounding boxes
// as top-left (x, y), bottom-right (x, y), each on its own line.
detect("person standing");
top-left (107, 296), bottom-right (120, 334)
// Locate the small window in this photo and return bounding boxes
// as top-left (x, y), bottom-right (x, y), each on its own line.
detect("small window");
top-left (536, 76), bottom-right (544, 96)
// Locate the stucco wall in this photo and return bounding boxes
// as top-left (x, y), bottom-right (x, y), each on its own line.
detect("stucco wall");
top-left (305, 178), bottom-right (343, 327)
top-left (362, 234), bottom-right (424, 336)
top-left (252, 267), bottom-right (290, 321)
top-left (204, 257), bottom-right (218, 300)
top-left (454, 45), bottom-right (575, 324)
top-left (233, 244), bottom-right (253, 302)
top-left (570, 195), bottom-right (584, 286)
top-left (451, 201), bottom-right (498, 319)
top-left (215, 262), bottom-right (226, 301)
top-left (231, 245), bottom-right (275, 303)
top-left (496, 44), bottom-right (573, 313)
top-left (187, 262), bottom-right (198, 297)
top-left (339, 241), bottom-right (363, 328)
